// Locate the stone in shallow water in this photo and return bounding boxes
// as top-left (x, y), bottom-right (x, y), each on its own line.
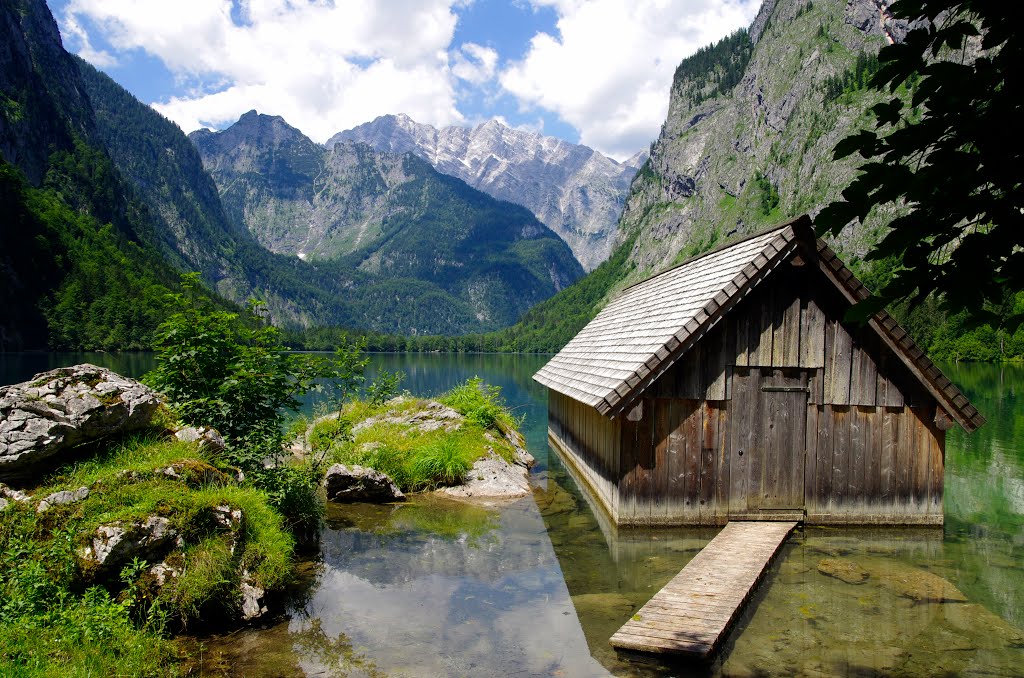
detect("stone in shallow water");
top-left (867, 564), bottom-right (968, 603)
top-left (817, 557), bottom-right (870, 584)
top-left (324, 464), bottom-right (405, 503)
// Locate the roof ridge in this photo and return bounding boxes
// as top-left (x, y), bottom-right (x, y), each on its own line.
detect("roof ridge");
top-left (620, 215), bottom-right (808, 294)
top-left (601, 226), bottom-right (800, 417)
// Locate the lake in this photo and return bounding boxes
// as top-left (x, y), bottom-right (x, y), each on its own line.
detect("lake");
top-left (2, 353), bottom-right (1022, 676)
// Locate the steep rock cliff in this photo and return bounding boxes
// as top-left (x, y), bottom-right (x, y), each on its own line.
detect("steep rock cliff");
top-left (333, 114), bottom-right (644, 271)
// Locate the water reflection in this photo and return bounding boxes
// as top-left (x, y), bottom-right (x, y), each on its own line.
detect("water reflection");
top-left (7, 354), bottom-right (1023, 676)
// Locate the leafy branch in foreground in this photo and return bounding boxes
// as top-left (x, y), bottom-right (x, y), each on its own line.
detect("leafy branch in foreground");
top-left (817, 0), bottom-right (1022, 328)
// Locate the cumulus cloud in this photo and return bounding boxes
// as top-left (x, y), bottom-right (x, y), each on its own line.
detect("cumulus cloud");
top-left (59, 0), bottom-right (468, 141)
top-left (60, 10), bottom-right (118, 68)
top-left (500, 0), bottom-right (759, 159)
top-left (56, 0), bottom-right (759, 159)
top-left (452, 42), bottom-right (499, 84)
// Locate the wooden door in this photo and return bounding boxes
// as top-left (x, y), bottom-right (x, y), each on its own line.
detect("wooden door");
top-left (730, 367), bottom-right (808, 513)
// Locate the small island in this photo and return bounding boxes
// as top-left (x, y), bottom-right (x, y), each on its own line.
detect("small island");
top-left (295, 377), bottom-right (534, 504)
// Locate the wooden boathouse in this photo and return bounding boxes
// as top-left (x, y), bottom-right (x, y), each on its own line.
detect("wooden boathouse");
top-left (535, 215), bottom-right (984, 526)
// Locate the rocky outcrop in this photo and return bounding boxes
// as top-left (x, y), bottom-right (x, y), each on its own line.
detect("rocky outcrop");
top-left (616, 0), bottom-right (912, 279)
top-left (174, 426), bottom-right (226, 454)
top-left (324, 464), bottom-right (406, 503)
top-left (78, 515), bottom-right (178, 571)
top-left (333, 114), bottom-right (644, 270)
top-left (438, 423), bottom-right (535, 500)
top-left (0, 482), bottom-right (30, 511)
top-left (437, 451), bottom-right (531, 500)
top-left (36, 485), bottom-right (89, 513)
top-left (239, 569), bottom-right (268, 620)
top-left (0, 364), bottom-right (164, 482)
top-left (350, 398), bottom-right (463, 435)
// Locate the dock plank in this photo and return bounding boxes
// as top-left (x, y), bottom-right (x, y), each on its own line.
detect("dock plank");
top-left (610, 521), bottom-right (796, 659)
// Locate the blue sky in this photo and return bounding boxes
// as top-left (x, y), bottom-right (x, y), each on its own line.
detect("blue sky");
top-left (47, 0), bottom-right (758, 160)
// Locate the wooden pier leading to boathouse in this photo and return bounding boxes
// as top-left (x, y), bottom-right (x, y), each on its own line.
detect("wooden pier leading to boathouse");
top-left (610, 521), bottom-right (797, 659)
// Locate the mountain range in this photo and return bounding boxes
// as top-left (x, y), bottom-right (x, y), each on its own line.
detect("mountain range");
top-left (0, 0), bottom-right (583, 347)
top-left (189, 111), bottom-right (582, 333)
top-left (332, 114), bottom-right (645, 271)
top-left (491, 0), bottom-right (918, 352)
top-left (2, 0), bottom-right (968, 356)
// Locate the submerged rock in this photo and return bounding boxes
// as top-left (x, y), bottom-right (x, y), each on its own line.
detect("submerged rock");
top-left (870, 566), bottom-right (968, 603)
top-left (817, 558), bottom-right (870, 585)
top-left (324, 464), bottom-right (405, 503)
top-left (0, 364), bottom-right (163, 482)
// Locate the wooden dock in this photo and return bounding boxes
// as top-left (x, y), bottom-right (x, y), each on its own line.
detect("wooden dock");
top-left (610, 521), bottom-right (797, 659)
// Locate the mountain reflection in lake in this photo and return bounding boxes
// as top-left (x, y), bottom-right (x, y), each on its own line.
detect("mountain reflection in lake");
top-left (5, 354), bottom-right (1022, 677)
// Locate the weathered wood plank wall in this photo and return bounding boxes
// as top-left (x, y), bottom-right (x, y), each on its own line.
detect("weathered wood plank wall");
top-left (547, 261), bottom-right (946, 526)
top-left (548, 390), bottom-right (621, 520)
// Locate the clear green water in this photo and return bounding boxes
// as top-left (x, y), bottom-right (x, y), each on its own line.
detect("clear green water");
top-left (3, 354), bottom-right (1022, 676)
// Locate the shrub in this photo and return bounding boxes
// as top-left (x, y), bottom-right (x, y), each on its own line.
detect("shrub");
top-left (144, 273), bottom-right (369, 531)
top-left (308, 417), bottom-right (352, 454)
top-left (439, 377), bottom-right (515, 430)
top-left (366, 369), bottom-right (405, 406)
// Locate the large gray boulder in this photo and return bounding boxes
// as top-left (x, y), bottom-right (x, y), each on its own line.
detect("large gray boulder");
top-left (324, 464), bottom-right (405, 503)
top-left (0, 364), bottom-right (163, 482)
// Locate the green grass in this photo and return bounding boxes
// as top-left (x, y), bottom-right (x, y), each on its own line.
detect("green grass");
top-left (0, 435), bottom-right (297, 676)
top-left (328, 378), bottom-right (522, 492)
top-left (438, 377), bottom-right (517, 431)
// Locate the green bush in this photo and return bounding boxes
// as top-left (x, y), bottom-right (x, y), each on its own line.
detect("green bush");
top-left (308, 417), bottom-right (352, 454)
top-left (439, 377), bottom-right (515, 430)
top-left (366, 369), bottom-right (405, 406)
top-left (144, 273), bottom-right (370, 532)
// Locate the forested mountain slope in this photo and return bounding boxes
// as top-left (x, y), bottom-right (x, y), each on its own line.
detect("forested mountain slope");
top-left (491, 0), bottom-right (918, 352)
top-left (0, 0), bottom-right (582, 345)
top-left (619, 0), bottom-right (907, 275)
top-left (191, 112), bottom-right (583, 334)
top-left (333, 114), bottom-right (644, 271)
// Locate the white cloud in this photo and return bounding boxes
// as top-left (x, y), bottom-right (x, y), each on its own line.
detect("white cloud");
top-left (500, 0), bottom-right (759, 159)
top-left (60, 0), bottom-right (468, 141)
top-left (451, 42), bottom-right (499, 84)
top-left (60, 11), bottom-right (118, 68)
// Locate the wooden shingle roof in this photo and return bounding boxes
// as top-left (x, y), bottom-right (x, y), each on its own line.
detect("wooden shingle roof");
top-left (534, 215), bottom-right (985, 432)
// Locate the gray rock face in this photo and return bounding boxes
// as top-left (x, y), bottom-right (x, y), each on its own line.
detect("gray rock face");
top-left (324, 464), bottom-right (405, 503)
top-left (437, 451), bottom-right (531, 500)
top-left (239, 568), bottom-right (268, 621)
top-left (174, 426), bottom-right (226, 454)
top-left (36, 485), bottom-right (89, 513)
top-left (0, 364), bottom-right (164, 482)
top-left (332, 114), bottom-right (644, 271)
top-left (616, 0), bottom-right (911, 278)
top-left (79, 515), bottom-right (177, 570)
